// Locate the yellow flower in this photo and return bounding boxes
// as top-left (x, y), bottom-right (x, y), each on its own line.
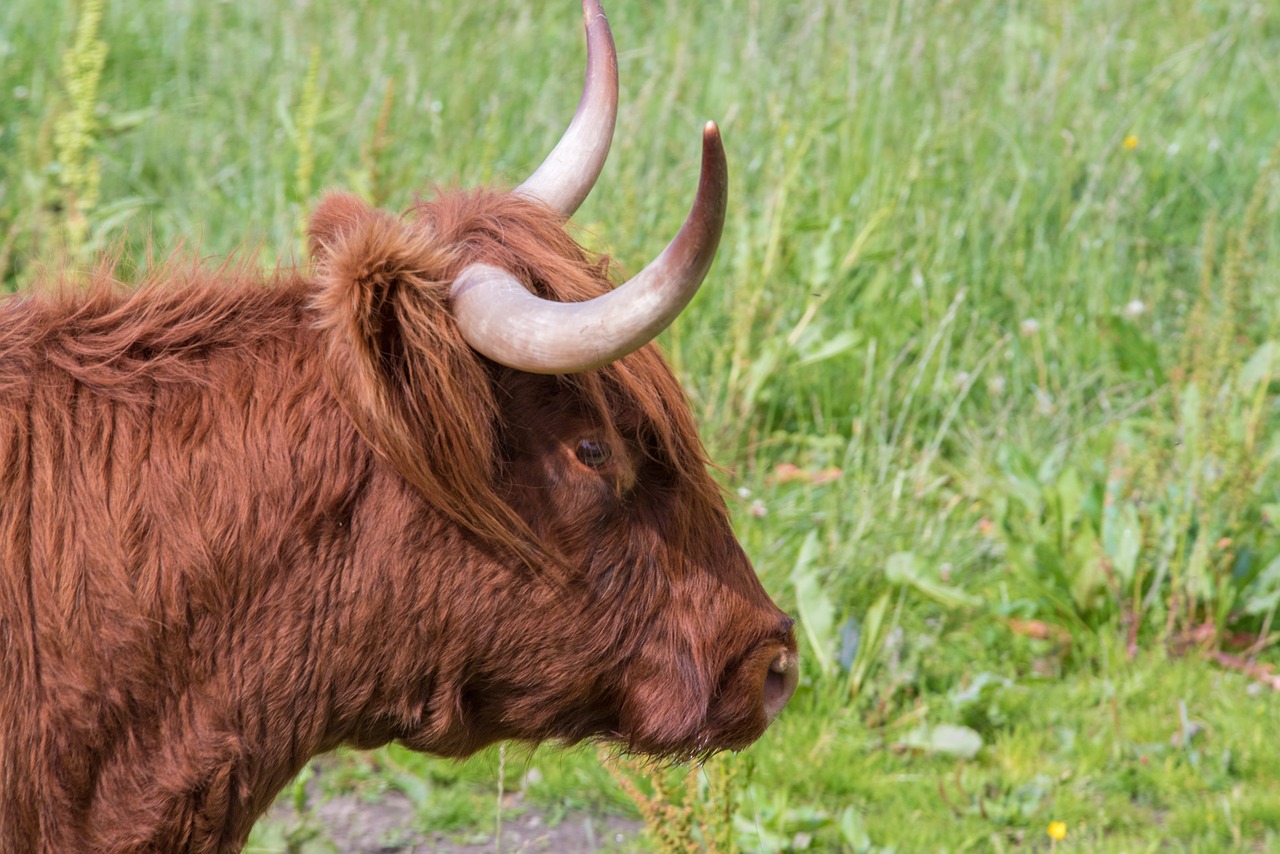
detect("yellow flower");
top-left (1123, 134), bottom-right (1139, 150)
top-left (1048, 821), bottom-right (1067, 841)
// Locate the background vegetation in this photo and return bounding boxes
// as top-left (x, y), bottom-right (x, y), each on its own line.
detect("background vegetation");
top-left (4, 0), bottom-right (1280, 849)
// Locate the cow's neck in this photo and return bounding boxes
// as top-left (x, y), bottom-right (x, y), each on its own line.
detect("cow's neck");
top-left (62, 654), bottom-right (333, 850)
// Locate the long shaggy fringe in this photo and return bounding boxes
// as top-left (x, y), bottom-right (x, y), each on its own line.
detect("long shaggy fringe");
top-left (309, 188), bottom-right (721, 568)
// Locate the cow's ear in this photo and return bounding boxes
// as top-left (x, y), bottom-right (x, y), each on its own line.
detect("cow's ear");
top-left (308, 191), bottom-right (377, 262)
top-left (311, 198), bottom-right (533, 556)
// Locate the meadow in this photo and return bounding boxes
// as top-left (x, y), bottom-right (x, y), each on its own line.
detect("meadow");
top-left (4, 0), bottom-right (1280, 849)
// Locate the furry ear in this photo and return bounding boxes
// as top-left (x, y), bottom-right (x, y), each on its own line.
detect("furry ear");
top-left (308, 192), bottom-right (377, 262)
top-left (310, 201), bottom-right (538, 560)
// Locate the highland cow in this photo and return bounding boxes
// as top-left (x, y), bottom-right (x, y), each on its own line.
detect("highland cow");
top-left (0, 2), bottom-right (798, 850)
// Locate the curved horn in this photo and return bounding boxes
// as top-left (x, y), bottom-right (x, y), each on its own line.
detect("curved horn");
top-left (514, 0), bottom-right (619, 218)
top-left (452, 122), bottom-right (729, 375)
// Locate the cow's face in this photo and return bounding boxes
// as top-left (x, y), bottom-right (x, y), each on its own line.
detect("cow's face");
top-left (311, 0), bottom-right (796, 760)
top-left (489, 364), bottom-right (798, 757)
top-left (311, 191), bottom-right (799, 759)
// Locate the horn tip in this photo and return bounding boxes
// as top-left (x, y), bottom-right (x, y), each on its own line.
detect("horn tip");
top-left (703, 121), bottom-right (725, 154)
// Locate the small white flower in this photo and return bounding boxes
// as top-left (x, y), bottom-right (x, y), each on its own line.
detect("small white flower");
top-left (736, 486), bottom-right (752, 499)
top-left (1020, 318), bottom-right (1041, 337)
top-left (749, 499), bottom-right (767, 518)
top-left (987, 375), bottom-right (1007, 396)
top-left (1123, 299), bottom-right (1146, 319)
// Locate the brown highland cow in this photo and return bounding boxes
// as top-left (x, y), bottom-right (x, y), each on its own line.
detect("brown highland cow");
top-left (0, 2), bottom-right (798, 850)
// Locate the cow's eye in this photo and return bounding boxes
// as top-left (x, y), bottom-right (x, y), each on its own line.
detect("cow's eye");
top-left (575, 438), bottom-right (612, 468)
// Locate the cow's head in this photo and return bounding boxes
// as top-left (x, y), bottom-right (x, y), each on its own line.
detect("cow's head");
top-left (307, 0), bottom-right (797, 759)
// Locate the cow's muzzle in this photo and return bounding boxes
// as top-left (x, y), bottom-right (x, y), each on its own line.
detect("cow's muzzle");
top-left (763, 649), bottom-right (799, 722)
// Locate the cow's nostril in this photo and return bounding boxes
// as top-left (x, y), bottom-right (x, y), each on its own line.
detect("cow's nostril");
top-left (762, 651), bottom-right (798, 721)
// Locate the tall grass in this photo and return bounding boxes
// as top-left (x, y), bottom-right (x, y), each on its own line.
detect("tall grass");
top-left (5, 0), bottom-right (1280, 849)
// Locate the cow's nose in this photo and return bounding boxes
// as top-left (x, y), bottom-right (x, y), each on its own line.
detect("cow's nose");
top-left (762, 649), bottom-right (798, 721)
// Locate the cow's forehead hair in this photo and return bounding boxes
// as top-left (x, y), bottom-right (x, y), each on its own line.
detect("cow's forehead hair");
top-left (412, 188), bottom-right (717, 477)
top-left (309, 187), bottom-right (727, 564)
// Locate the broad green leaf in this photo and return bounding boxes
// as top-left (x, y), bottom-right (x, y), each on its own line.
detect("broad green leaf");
top-left (950, 672), bottom-right (1011, 710)
top-left (792, 530), bottom-right (835, 676)
top-left (1069, 524), bottom-right (1106, 613)
top-left (1240, 341), bottom-right (1278, 390)
top-left (849, 592), bottom-right (891, 699)
top-left (896, 723), bottom-right (984, 759)
top-left (1244, 554), bottom-right (1280, 615)
top-left (885, 551), bottom-right (981, 609)
top-left (1103, 501), bottom-right (1142, 585)
top-left (797, 330), bottom-right (859, 366)
top-left (738, 339), bottom-right (785, 415)
top-left (1186, 534), bottom-right (1212, 601)
top-left (838, 806), bottom-right (872, 851)
top-left (1055, 467), bottom-right (1084, 548)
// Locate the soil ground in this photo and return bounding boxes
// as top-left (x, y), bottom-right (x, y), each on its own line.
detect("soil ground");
top-left (261, 782), bottom-right (644, 853)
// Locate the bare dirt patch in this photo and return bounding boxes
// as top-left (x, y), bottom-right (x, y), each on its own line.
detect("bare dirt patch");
top-left (259, 787), bottom-right (643, 853)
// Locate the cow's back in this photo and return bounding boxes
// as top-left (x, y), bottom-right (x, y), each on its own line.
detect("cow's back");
top-left (0, 276), bottom-right (354, 850)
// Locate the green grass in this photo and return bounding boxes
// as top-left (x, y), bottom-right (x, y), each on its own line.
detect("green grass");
top-left (5, 0), bottom-right (1280, 850)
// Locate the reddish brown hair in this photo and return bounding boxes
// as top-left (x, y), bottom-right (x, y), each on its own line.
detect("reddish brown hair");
top-left (310, 189), bottom-right (722, 569)
top-left (0, 188), bottom-right (793, 851)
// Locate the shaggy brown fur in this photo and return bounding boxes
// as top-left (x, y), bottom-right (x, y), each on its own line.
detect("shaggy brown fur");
top-left (0, 189), bottom-right (796, 852)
